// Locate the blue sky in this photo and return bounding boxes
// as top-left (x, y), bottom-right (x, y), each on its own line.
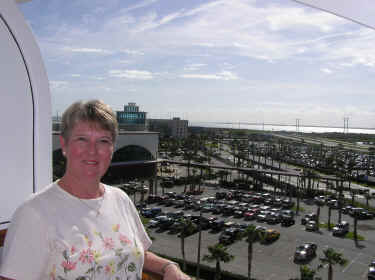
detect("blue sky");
top-left (19, 0), bottom-right (375, 128)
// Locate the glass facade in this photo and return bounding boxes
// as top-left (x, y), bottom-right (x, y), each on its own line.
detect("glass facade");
top-left (116, 103), bottom-right (146, 125)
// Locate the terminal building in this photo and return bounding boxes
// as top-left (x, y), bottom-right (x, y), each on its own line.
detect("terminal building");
top-left (116, 102), bottom-right (147, 131)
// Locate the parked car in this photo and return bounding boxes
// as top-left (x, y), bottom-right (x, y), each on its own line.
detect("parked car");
top-left (358, 209), bottom-right (374, 220)
top-left (167, 210), bottom-right (184, 219)
top-left (164, 198), bottom-right (176, 207)
top-left (314, 195), bottom-right (326, 205)
top-left (157, 216), bottom-right (175, 230)
top-left (244, 210), bottom-right (257, 220)
top-left (281, 215), bottom-right (295, 227)
top-left (216, 192), bottom-right (226, 199)
top-left (261, 229), bottom-right (280, 243)
top-left (141, 207), bottom-right (162, 218)
top-left (219, 227), bottom-right (241, 245)
top-left (146, 195), bottom-right (164, 204)
top-left (281, 209), bottom-right (294, 218)
top-left (332, 221), bottom-right (349, 236)
top-left (168, 220), bottom-right (183, 234)
top-left (327, 199), bottom-right (339, 209)
top-left (266, 213), bottom-right (281, 224)
top-left (341, 205), bottom-right (354, 215)
top-left (294, 242), bottom-right (317, 262)
top-left (301, 213), bottom-right (316, 225)
top-left (211, 219), bottom-right (226, 231)
top-left (257, 213), bottom-right (268, 223)
top-left (282, 198), bottom-right (294, 208)
top-left (305, 220), bottom-right (318, 231)
top-left (148, 217), bottom-right (162, 228)
top-left (368, 260), bottom-right (375, 279)
top-left (233, 210), bottom-right (243, 218)
top-left (174, 199), bottom-right (185, 208)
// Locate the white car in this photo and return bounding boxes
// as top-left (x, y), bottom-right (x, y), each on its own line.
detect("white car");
top-left (368, 260), bottom-right (375, 279)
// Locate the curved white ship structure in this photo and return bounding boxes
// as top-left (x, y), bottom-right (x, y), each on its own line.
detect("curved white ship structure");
top-left (0, 0), bottom-right (51, 250)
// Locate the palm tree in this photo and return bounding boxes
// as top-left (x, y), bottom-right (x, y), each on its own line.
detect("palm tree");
top-left (296, 177), bottom-right (302, 216)
top-left (353, 211), bottom-right (359, 245)
top-left (179, 218), bottom-right (197, 271)
top-left (300, 265), bottom-right (316, 280)
top-left (318, 247), bottom-right (347, 280)
top-left (327, 206), bottom-right (332, 231)
top-left (365, 191), bottom-right (372, 209)
top-left (202, 243), bottom-right (235, 280)
top-left (196, 210), bottom-right (203, 280)
top-left (244, 224), bottom-right (259, 280)
top-left (316, 204), bottom-right (321, 232)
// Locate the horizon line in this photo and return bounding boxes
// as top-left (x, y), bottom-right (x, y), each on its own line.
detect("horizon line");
top-left (190, 121), bottom-right (375, 131)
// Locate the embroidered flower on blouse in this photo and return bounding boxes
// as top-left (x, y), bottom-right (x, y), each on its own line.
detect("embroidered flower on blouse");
top-left (49, 264), bottom-right (56, 280)
top-left (93, 250), bottom-right (102, 263)
top-left (79, 248), bottom-right (95, 264)
top-left (103, 237), bottom-right (115, 250)
top-left (84, 234), bottom-right (93, 248)
top-left (119, 233), bottom-right (132, 245)
top-left (71, 245), bottom-right (76, 255)
top-left (112, 224), bottom-right (120, 232)
top-left (132, 246), bottom-right (142, 259)
top-left (61, 260), bottom-right (77, 271)
top-left (105, 261), bottom-right (116, 275)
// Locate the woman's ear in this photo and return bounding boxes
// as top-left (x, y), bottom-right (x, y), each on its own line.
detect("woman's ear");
top-left (59, 135), bottom-right (67, 156)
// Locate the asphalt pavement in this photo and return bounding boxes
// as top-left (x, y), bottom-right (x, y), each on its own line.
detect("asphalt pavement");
top-left (147, 183), bottom-right (375, 280)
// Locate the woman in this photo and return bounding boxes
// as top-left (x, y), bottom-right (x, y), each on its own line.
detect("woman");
top-left (0, 100), bottom-right (190, 280)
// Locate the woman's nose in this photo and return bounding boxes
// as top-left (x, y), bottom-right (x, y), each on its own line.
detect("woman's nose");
top-left (88, 140), bottom-right (98, 154)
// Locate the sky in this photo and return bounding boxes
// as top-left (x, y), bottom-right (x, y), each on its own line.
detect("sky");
top-left (19, 0), bottom-right (375, 128)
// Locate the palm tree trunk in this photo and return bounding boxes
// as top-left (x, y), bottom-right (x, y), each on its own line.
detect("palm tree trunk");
top-left (216, 260), bottom-right (221, 280)
top-left (196, 211), bottom-right (202, 280)
top-left (354, 214), bottom-right (358, 243)
top-left (316, 205), bottom-right (320, 231)
top-left (296, 179), bottom-right (300, 216)
top-left (328, 207), bottom-right (332, 231)
top-left (181, 237), bottom-right (186, 271)
top-left (248, 240), bottom-right (253, 280)
top-left (328, 264), bottom-right (333, 280)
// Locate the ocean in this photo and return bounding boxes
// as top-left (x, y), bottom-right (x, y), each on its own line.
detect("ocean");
top-left (190, 122), bottom-right (375, 135)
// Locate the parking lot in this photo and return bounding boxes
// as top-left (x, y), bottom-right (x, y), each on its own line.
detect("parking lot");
top-left (143, 183), bottom-right (375, 280)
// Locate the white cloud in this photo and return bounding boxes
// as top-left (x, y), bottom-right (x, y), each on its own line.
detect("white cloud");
top-left (120, 49), bottom-right (145, 56)
top-left (123, 0), bottom-right (159, 13)
top-left (321, 68), bottom-right (332, 74)
top-left (180, 71), bottom-right (238, 80)
top-left (109, 69), bottom-right (154, 80)
top-left (266, 7), bottom-right (343, 32)
top-left (71, 74), bottom-right (81, 77)
top-left (183, 63), bottom-right (207, 71)
top-left (160, 11), bottom-right (184, 25)
top-left (62, 47), bottom-right (112, 54)
top-left (50, 80), bottom-right (68, 89)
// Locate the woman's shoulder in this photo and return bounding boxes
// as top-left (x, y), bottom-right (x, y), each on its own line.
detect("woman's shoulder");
top-left (11, 182), bottom-right (57, 221)
top-left (104, 184), bottom-right (130, 201)
top-left (23, 182), bottom-right (56, 204)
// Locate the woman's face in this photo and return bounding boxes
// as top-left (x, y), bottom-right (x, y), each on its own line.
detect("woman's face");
top-left (60, 121), bottom-right (114, 182)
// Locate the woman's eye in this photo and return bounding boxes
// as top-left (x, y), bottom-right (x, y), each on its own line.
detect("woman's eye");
top-left (77, 137), bottom-right (87, 142)
top-left (98, 138), bottom-right (112, 144)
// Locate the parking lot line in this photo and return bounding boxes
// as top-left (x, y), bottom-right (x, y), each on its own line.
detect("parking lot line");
top-left (265, 273), bottom-right (277, 280)
top-left (342, 252), bottom-right (362, 273)
top-left (362, 268), bottom-right (369, 278)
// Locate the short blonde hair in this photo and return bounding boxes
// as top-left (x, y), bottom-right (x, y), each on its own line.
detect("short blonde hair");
top-left (61, 100), bottom-right (118, 142)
